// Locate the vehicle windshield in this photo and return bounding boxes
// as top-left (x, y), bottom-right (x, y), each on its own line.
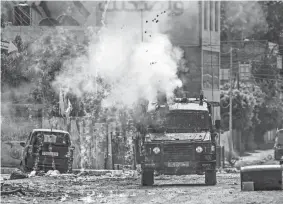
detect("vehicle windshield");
top-left (31, 131), bottom-right (71, 145)
top-left (277, 131), bottom-right (283, 144)
top-left (149, 110), bottom-right (210, 133)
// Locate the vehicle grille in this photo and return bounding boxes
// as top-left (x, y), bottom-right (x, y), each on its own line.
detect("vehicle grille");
top-left (164, 143), bottom-right (194, 154)
top-left (163, 143), bottom-right (194, 161)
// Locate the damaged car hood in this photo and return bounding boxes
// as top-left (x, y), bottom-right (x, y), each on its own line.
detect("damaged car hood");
top-left (147, 132), bottom-right (211, 141)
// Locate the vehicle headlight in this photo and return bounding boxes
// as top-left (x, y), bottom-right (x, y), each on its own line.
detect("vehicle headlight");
top-left (196, 146), bottom-right (203, 153)
top-left (153, 147), bottom-right (160, 154)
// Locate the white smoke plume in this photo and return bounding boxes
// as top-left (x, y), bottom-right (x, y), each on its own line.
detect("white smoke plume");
top-left (53, 0), bottom-right (185, 109)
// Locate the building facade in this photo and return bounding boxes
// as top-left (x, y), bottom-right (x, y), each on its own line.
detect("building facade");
top-left (167, 1), bottom-right (221, 122)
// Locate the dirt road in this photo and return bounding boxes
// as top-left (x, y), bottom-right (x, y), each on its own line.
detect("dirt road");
top-left (1, 170), bottom-right (283, 204)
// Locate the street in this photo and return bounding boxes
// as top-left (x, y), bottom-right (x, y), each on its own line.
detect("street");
top-left (1, 159), bottom-right (282, 204)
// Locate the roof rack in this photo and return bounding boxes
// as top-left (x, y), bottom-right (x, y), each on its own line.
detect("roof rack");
top-left (173, 97), bottom-right (207, 103)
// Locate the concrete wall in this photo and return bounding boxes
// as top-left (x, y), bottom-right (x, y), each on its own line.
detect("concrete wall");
top-left (42, 117), bottom-right (136, 170)
top-left (219, 130), bottom-right (238, 158)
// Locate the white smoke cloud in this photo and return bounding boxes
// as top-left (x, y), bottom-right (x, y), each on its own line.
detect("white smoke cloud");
top-left (53, 1), bottom-right (185, 109)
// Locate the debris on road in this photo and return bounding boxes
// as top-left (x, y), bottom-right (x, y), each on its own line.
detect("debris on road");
top-left (28, 170), bottom-right (37, 178)
top-left (46, 170), bottom-right (61, 177)
top-left (223, 168), bottom-right (240, 173)
top-left (9, 169), bottom-right (28, 180)
top-left (1, 187), bottom-right (26, 196)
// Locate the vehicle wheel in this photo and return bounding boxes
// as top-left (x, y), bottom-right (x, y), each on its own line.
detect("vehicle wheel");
top-left (58, 168), bottom-right (70, 174)
top-left (141, 170), bottom-right (154, 186)
top-left (274, 151), bottom-right (279, 160)
top-left (205, 170), bottom-right (217, 185)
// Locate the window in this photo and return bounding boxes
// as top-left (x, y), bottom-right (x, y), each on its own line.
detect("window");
top-left (220, 69), bottom-right (229, 80)
top-left (210, 1), bottom-right (213, 31)
top-left (13, 5), bottom-right (31, 26)
top-left (239, 63), bottom-right (251, 81)
top-left (165, 111), bottom-right (210, 130)
top-left (203, 51), bottom-right (220, 89)
top-left (215, 1), bottom-right (219, 31)
top-left (204, 1), bottom-right (208, 30)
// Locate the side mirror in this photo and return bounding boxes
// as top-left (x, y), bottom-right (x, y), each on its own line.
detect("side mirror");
top-left (20, 142), bottom-right (25, 147)
top-left (215, 120), bottom-right (221, 130)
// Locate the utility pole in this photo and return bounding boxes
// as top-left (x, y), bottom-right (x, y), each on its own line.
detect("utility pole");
top-left (229, 47), bottom-right (233, 152)
top-left (237, 61), bottom-right (240, 90)
top-left (141, 9), bottom-right (143, 42)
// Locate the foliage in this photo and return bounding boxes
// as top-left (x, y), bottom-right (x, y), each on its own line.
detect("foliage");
top-left (258, 1), bottom-right (283, 43)
top-left (251, 47), bottom-right (283, 141)
top-left (1, 30), bottom-right (90, 117)
top-left (220, 1), bottom-right (268, 41)
top-left (220, 83), bottom-right (265, 131)
top-left (221, 1), bottom-right (283, 147)
top-left (221, 1), bottom-right (283, 43)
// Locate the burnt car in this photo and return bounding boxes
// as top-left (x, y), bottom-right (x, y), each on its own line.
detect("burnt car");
top-left (20, 129), bottom-right (75, 173)
top-left (274, 129), bottom-right (283, 164)
top-left (138, 96), bottom-right (220, 186)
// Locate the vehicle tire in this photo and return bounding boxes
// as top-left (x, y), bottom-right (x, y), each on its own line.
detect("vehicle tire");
top-left (141, 170), bottom-right (154, 186)
top-left (205, 170), bottom-right (217, 185)
top-left (274, 151), bottom-right (279, 160)
top-left (58, 168), bottom-right (71, 174)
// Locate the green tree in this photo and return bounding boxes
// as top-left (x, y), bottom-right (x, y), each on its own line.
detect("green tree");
top-left (258, 1), bottom-right (283, 43)
top-left (221, 1), bottom-right (267, 41)
top-left (220, 83), bottom-right (265, 152)
top-left (221, 1), bottom-right (283, 43)
top-left (1, 29), bottom-right (89, 117)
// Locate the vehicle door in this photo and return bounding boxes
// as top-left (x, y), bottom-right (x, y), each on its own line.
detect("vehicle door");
top-left (22, 132), bottom-right (32, 166)
top-left (26, 131), bottom-right (40, 168)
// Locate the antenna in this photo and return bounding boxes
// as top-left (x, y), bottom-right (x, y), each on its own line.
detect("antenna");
top-left (199, 91), bottom-right (204, 106)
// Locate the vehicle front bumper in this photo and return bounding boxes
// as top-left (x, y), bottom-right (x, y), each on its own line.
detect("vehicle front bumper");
top-left (142, 160), bottom-right (216, 175)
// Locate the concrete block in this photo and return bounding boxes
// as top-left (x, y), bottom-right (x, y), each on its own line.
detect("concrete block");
top-left (241, 165), bottom-right (283, 191)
